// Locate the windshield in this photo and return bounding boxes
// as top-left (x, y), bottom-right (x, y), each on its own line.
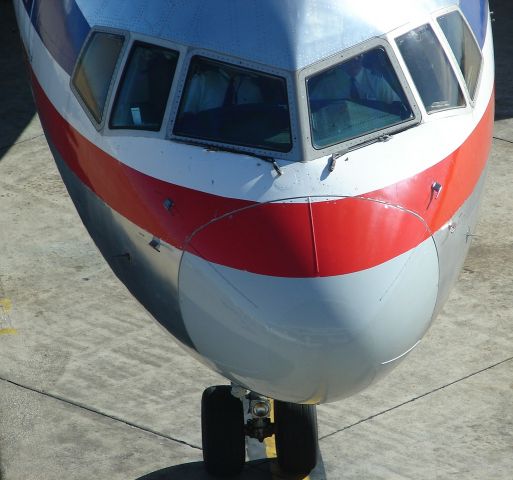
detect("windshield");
top-left (396, 24), bottom-right (465, 113)
top-left (438, 11), bottom-right (482, 100)
top-left (306, 47), bottom-right (414, 149)
top-left (174, 56), bottom-right (292, 153)
top-left (73, 32), bottom-right (125, 124)
top-left (110, 42), bottom-right (179, 131)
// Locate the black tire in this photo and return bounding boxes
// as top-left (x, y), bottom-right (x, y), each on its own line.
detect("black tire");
top-left (274, 401), bottom-right (318, 475)
top-left (201, 386), bottom-right (245, 477)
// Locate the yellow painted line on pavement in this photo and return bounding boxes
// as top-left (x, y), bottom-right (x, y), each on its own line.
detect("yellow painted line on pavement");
top-left (0, 328), bottom-right (17, 335)
top-left (263, 399), bottom-right (281, 479)
top-left (0, 298), bottom-right (12, 312)
top-left (0, 298), bottom-right (16, 334)
top-left (264, 399), bottom-right (276, 457)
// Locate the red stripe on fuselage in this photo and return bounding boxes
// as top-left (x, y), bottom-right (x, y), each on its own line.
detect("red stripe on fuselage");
top-left (31, 71), bottom-right (494, 277)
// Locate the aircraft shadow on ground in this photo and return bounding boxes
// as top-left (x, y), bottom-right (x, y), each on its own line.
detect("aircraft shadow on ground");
top-left (135, 459), bottom-right (310, 480)
top-left (490, 0), bottom-right (513, 120)
top-left (0, 0), bottom-right (37, 159)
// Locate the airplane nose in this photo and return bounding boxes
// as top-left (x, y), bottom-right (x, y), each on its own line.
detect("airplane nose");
top-left (178, 197), bottom-right (439, 403)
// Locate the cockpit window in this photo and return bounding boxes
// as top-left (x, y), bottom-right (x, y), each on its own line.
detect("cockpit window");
top-left (306, 47), bottom-right (414, 149)
top-left (110, 43), bottom-right (179, 131)
top-left (173, 56), bottom-right (292, 153)
top-left (396, 24), bottom-right (465, 113)
top-left (437, 11), bottom-right (482, 100)
top-left (73, 32), bottom-right (124, 124)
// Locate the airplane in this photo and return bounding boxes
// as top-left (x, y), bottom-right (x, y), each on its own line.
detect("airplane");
top-left (13, 0), bottom-right (494, 476)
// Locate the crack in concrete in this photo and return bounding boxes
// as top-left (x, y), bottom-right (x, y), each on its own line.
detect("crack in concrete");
top-left (3, 357), bottom-right (513, 454)
top-left (0, 133), bottom-right (45, 154)
top-left (0, 376), bottom-right (203, 451)
top-left (493, 135), bottom-right (513, 144)
top-left (319, 355), bottom-right (513, 442)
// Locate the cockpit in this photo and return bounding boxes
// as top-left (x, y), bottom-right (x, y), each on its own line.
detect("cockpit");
top-left (174, 56), bottom-right (292, 153)
top-left (306, 47), bottom-right (414, 149)
top-left (71, 7), bottom-right (483, 162)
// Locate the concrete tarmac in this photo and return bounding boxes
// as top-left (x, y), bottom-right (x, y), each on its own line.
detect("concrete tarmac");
top-left (1, 1), bottom-right (512, 478)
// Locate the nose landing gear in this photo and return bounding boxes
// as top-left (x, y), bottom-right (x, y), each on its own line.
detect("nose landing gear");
top-left (201, 385), bottom-right (318, 477)
top-left (201, 385), bottom-right (246, 477)
top-left (274, 400), bottom-right (318, 475)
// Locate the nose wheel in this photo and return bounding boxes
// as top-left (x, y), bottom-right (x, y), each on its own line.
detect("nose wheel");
top-left (201, 385), bottom-right (318, 477)
top-left (274, 400), bottom-right (318, 474)
top-left (201, 386), bottom-right (246, 476)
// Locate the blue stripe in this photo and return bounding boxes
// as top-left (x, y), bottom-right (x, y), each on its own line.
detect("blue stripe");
top-left (23, 0), bottom-right (90, 75)
top-left (460, 0), bottom-right (489, 48)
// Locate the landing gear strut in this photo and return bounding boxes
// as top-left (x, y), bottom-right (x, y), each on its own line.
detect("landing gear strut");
top-left (201, 385), bottom-right (318, 477)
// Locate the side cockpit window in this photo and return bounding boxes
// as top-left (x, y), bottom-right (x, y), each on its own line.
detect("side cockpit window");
top-left (437, 11), bottom-right (482, 100)
top-left (72, 32), bottom-right (124, 124)
top-left (110, 43), bottom-right (179, 131)
top-left (396, 24), bottom-right (465, 113)
top-left (173, 56), bottom-right (292, 153)
top-left (306, 47), bottom-right (414, 149)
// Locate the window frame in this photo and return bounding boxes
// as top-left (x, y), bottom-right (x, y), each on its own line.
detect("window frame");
top-left (297, 37), bottom-right (422, 161)
top-left (104, 33), bottom-right (188, 138)
top-left (70, 27), bottom-right (129, 131)
top-left (168, 49), bottom-right (301, 162)
top-left (394, 22), bottom-right (467, 115)
top-left (390, 11), bottom-right (477, 120)
top-left (108, 41), bottom-right (181, 133)
top-left (434, 7), bottom-right (484, 105)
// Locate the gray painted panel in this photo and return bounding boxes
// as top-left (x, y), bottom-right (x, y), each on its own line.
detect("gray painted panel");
top-left (47, 139), bottom-right (195, 350)
top-left (432, 168), bottom-right (488, 316)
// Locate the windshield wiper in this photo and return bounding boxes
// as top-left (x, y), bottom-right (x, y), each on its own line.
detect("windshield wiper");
top-left (180, 141), bottom-right (284, 177)
top-left (331, 134), bottom-right (393, 158)
top-left (328, 134), bottom-right (393, 172)
top-left (202, 144), bottom-right (283, 176)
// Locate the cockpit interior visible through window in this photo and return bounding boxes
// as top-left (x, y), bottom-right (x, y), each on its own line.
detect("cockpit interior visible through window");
top-left (110, 42), bottom-right (179, 131)
top-left (396, 24), bottom-right (465, 113)
top-left (437, 10), bottom-right (483, 101)
top-left (173, 56), bottom-right (292, 153)
top-left (306, 47), bottom-right (414, 149)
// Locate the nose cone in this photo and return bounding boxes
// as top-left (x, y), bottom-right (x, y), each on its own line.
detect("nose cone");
top-left (179, 197), bottom-right (439, 403)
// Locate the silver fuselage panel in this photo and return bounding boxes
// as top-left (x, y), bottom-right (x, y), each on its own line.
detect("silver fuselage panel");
top-left (76, 0), bottom-right (459, 71)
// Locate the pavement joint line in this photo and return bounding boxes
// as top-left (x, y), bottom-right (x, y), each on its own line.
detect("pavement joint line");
top-left (319, 355), bottom-right (513, 442)
top-left (0, 375), bottom-right (203, 451)
top-left (0, 133), bottom-right (45, 154)
top-left (493, 135), bottom-right (513, 144)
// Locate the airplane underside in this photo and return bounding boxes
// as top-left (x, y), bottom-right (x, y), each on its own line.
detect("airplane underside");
top-left (47, 131), bottom-right (488, 405)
